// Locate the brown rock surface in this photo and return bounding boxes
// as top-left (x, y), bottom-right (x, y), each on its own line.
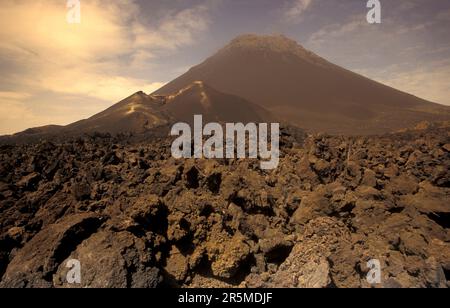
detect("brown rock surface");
top-left (0, 126), bottom-right (448, 288)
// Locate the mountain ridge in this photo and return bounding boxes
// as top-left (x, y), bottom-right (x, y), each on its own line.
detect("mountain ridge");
top-left (155, 34), bottom-right (450, 134)
top-left (3, 34), bottom-right (450, 139)
top-left (1, 81), bottom-right (277, 142)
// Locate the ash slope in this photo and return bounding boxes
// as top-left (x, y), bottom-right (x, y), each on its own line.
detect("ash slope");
top-left (155, 34), bottom-right (450, 135)
top-left (3, 81), bottom-right (276, 142)
top-left (0, 126), bottom-right (449, 288)
top-left (67, 81), bottom-right (275, 133)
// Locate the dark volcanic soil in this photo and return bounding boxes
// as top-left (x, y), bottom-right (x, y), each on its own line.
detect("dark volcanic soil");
top-left (0, 127), bottom-right (449, 288)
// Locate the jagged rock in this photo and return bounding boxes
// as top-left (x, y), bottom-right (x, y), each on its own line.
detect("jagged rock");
top-left (0, 126), bottom-right (448, 288)
top-left (167, 212), bottom-right (189, 242)
top-left (383, 164), bottom-right (399, 179)
top-left (53, 231), bottom-right (161, 288)
top-left (291, 188), bottom-right (333, 225)
top-left (71, 180), bottom-right (91, 201)
top-left (248, 217), bottom-right (358, 288)
top-left (361, 168), bottom-right (377, 187)
top-left (399, 231), bottom-right (429, 258)
top-left (17, 173), bottom-right (40, 191)
top-left (401, 181), bottom-right (449, 214)
top-left (6, 227), bottom-right (25, 243)
top-left (423, 258), bottom-right (447, 288)
top-left (208, 233), bottom-right (251, 279)
top-left (0, 213), bottom-right (102, 288)
top-left (164, 246), bottom-right (189, 283)
top-left (272, 258), bottom-right (331, 288)
top-left (346, 161), bottom-right (362, 178)
top-left (127, 195), bottom-right (164, 226)
top-left (388, 174), bottom-right (419, 195)
top-left (102, 151), bottom-right (121, 165)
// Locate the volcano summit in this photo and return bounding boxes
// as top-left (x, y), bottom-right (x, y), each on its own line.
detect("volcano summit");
top-left (4, 34), bottom-right (450, 140)
top-left (155, 34), bottom-right (450, 135)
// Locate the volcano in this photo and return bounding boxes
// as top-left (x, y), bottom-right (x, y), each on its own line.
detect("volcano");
top-left (5, 81), bottom-right (275, 141)
top-left (155, 34), bottom-right (450, 134)
top-left (67, 81), bottom-right (275, 133)
top-left (158, 81), bottom-right (275, 124)
top-left (5, 34), bottom-right (450, 140)
top-left (65, 91), bottom-right (170, 135)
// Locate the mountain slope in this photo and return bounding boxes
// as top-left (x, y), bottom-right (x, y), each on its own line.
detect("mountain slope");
top-left (3, 82), bottom-right (276, 141)
top-left (159, 81), bottom-right (275, 124)
top-left (66, 81), bottom-right (275, 133)
top-left (155, 34), bottom-right (450, 134)
top-left (65, 91), bottom-right (170, 134)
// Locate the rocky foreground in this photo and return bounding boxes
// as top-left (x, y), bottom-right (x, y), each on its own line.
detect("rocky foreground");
top-left (0, 127), bottom-right (449, 288)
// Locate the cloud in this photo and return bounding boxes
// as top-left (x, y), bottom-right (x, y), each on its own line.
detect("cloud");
top-left (0, 0), bottom-right (211, 134)
top-left (305, 8), bottom-right (450, 107)
top-left (306, 14), bottom-right (427, 49)
top-left (284, 0), bottom-right (313, 22)
top-left (0, 100), bottom-right (35, 135)
top-left (305, 12), bottom-right (441, 66)
top-left (133, 4), bottom-right (211, 51)
top-left (0, 91), bottom-right (32, 101)
top-left (371, 61), bottom-right (450, 106)
top-left (437, 8), bottom-right (450, 21)
top-left (307, 16), bottom-right (366, 47)
top-left (0, 94), bottom-right (107, 135)
top-left (0, 91), bottom-right (53, 135)
top-left (37, 70), bottom-right (166, 102)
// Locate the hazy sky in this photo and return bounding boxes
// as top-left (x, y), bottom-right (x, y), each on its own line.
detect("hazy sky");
top-left (1, 0), bottom-right (449, 134)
